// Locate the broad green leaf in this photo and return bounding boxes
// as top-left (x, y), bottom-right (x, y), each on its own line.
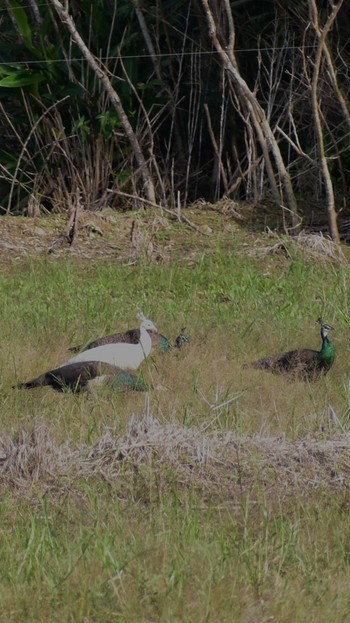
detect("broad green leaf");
top-left (0, 72), bottom-right (45, 88)
top-left (7, 0), bottom-right (34, 51)
top-left (0, 64), bottom-right (25, 77)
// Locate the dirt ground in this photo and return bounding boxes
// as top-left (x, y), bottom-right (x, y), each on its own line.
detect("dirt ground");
top-left (1, 200), bottom-right (347, 269)
top-left (0, 202), bottom-right (243, 265)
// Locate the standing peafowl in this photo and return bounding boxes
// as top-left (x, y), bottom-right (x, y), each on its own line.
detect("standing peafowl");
top-left (243, 318), bottom-right (335, 382)
top-left (60, 312), bottom-right (158, 370)
top-left (14, 361), bottom-right (150, 393)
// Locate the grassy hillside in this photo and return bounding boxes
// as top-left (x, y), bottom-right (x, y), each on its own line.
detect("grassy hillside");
top-left (1, 207), bottom-right (350, 622)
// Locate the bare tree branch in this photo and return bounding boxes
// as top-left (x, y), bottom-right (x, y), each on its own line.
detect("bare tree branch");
top-left (201, 0), bottom-right (300, 232)
top-left (51, 0), bottom-right (156, 205)
top-left (308, 0), bottom-right (343, 242)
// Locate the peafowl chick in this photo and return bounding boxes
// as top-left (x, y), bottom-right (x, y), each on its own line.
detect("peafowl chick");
top-left (14, 361), bottom-right (150, 393)
top-left (243, 319), bottom-right (335, 382)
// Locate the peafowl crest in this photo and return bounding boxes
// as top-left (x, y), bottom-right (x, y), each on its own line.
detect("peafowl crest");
top-left (243, 318), bottom-right (335, 382)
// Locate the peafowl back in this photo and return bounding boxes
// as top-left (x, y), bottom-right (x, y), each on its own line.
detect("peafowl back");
top-left (243, 320), bottom-right (335, 382)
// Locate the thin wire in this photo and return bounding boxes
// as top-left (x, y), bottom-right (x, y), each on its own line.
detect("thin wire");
top-left (0, 1), bottom-right (48, 11)
top-left (0, 3), bottom-right (316, 64)
top-left (0, 46), bottom-right (317, 67)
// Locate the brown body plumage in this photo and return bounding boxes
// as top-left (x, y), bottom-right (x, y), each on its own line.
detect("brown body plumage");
top-left (243, 321), bottom-right (335, 382)
top-left (69, 328), bottom-right (165, 352)
top-left (69, 328), bottom-right (189, 353)
top-left (14, 361), bottom-right (148, 393)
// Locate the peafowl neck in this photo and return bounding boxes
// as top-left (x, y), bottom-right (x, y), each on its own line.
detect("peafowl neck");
top-left (139, 325), bottom-right (153, 356)
top-left (318, 335), bottom-right (335, 363)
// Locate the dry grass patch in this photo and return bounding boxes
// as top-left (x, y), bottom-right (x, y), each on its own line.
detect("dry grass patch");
top-left (1, 410), bottom-right (350, 507)
top-left (244, 229), bottom-right (347, 264)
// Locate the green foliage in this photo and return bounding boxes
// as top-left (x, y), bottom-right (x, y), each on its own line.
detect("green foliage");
top-left (1, 0), bottom-right (350, 219)
top-left (6, 0), bottom-right (34, 51)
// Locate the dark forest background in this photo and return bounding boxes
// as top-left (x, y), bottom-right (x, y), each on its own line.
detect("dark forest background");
top-left (1, 0), bottom-right (350, 240)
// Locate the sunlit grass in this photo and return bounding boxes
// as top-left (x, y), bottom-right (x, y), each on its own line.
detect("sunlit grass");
top-left (1, 225), bottom-right (350, 621)
top-left (1, 488), bottom-right (350, 622)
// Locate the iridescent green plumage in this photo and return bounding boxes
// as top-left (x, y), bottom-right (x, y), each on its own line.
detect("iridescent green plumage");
top-left (244, 320), bottom-right (335, 382)
top-left (106, 369), bottom-right (151, 391)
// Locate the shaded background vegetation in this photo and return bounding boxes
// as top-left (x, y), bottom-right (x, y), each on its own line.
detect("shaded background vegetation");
top-left (1, 0), bottom-right (350, 239)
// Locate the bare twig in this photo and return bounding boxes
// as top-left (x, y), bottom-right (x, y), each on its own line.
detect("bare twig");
top-left (109, 190), bottom-right (211, 235)
top-left (201, 0), bottom-right (300, 231)
top-left (307, 0), bottom-right (343, 242)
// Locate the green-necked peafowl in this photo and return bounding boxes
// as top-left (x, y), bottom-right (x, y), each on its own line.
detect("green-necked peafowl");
top-left (243, 319), bottom-right (335, 382)
top-left (14, 361), bottom-right (150, 393)
top-left (61, 312), bottom-right (158, 370)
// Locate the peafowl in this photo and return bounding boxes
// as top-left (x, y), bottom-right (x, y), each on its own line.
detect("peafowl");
top-left (243, 319), bottom-right (335, 382)
top-left (174, 328), bottom-right (190, 349)
top-left (14, 361), bottom-right (150, 393)
top-left (60, 312), bottom-right (158, 370)
top-left (69, 326), bottom-right (189, 354)
top-left (70, 327), bottom-right (170, 354)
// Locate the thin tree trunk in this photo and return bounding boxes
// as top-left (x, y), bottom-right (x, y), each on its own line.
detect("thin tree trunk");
top-left (308, 0), bottom-right (343, 242)
top-left (201, 0), bottom-right (300, 232)
top-left (51, 0), bottom-right (156, 205)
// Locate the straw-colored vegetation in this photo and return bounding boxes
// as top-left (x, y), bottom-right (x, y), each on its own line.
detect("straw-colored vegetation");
top-left (1, 208), bottom-right (350, 622)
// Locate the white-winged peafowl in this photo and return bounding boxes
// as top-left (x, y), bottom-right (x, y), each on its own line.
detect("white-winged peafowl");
top-left (14, 312), bottom-right (156, 393)
top-left (69, 325), bottom-right (189, 354)
top-left (60, 312), bottom-right (158, 370)
top-left (14, 361), bottom-right (150, 393)
top-left (243, 318), bottom-right (335, 382)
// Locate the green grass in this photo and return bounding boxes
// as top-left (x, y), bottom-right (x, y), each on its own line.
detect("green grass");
top-left (2, 487), bottom-right (350, 622)
top-left (1, 223), bottom-right (350, 621)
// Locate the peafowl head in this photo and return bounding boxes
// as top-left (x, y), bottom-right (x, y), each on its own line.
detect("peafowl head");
top-left (137, 311), bottom-right (158, 334)
top-left (316, 317), bottom-right (334, 339)
top-left (174, 328), bottom-right (190, 348)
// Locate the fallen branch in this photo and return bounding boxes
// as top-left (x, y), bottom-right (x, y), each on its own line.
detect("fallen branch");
top-left (109, 190), bottom-right (211, 236)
